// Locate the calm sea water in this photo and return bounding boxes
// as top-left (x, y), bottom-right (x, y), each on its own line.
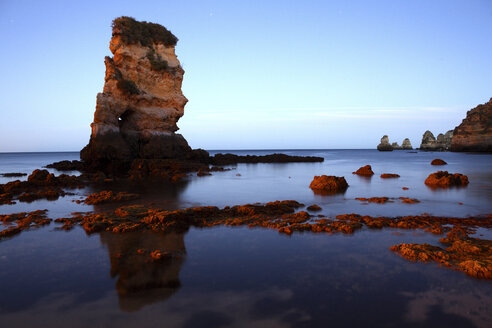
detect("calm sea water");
top-left (0, 150), bottom-right (491, 327)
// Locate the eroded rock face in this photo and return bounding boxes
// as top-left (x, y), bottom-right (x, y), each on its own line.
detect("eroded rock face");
top-left (401, 138), bottom-right (413, 150)
top-left (437, 130), bottom-right (453, 149)
top-left (81, 17), bottom-right (204, 172)
top-left (391, 142), bottom-right (401, 150)
top-left (420, 130), bottom-right (453, 151)
top-left (451, 98), bottom-right (492, 152)
top-left (377, 135), bottom-right (393, 151)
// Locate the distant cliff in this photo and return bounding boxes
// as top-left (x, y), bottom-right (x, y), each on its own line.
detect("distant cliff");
top-left (419, 130), bottom-right (453, 151)
top-left (451, 98), bottom-right (492, 152)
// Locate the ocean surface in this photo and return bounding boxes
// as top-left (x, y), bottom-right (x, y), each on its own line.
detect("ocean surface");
top-left (0, 150), bottom-right (491, 327)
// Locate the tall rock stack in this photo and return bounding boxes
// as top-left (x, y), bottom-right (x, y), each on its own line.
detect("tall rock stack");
top-left (401, 138), bottom-right (413, 150)
top-left (81, 17), bottom-right (206, 171)
top-left (419, 131), bottom-right (438, 150)
top-left (451, 98), bottom-right (492, 152)
top-left (377, 135), bottom-right (393, 151)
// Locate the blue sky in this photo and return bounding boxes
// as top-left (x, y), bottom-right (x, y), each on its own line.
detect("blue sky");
top-left (1, 0), bottom-right (491, 151)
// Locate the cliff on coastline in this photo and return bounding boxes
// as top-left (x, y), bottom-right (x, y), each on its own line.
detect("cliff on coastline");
top-left (81, 17), bottom-right (206, 172)
top-left (451, 98), bottom-right (492, 152)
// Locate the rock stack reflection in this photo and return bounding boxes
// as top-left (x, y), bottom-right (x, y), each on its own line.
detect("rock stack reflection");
top-left (99, 231), bottom-right (186, 312)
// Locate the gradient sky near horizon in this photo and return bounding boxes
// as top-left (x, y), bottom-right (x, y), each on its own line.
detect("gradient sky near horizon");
top-left (1, 0), bottom-right (491, 151)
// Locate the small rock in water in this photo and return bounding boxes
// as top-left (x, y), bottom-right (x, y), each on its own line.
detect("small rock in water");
top-left (431, 159), bottom-right (447, 165)
top-left (309, 175), bottom-right (348, 194)
top-left (352, 165), bottom-right (374, 176)
top-left (381, 173), bottom-right (400, 179)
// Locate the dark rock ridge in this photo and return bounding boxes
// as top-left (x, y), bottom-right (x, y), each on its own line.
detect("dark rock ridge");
top-left (45, 160), bottom-right (84, 171)
top-left (211, 153), bottom-right (323, 165)
top-left (451, 98), bottom-right (492, 152)
top-left (420, 130), bottom-right (453, 151)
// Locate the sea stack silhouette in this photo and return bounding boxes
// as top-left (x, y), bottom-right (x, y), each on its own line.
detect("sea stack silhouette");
top-left (81, 17), bottom-right (207, 173)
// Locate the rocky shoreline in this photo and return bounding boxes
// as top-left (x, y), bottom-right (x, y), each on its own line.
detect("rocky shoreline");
top-left (2, 198), bottom-right (491, 279)
top-left (1, 156), bottom-right (490, 280)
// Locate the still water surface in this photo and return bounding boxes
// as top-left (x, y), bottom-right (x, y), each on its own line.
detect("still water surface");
top-left (0, 150), bottom-right (491, 327)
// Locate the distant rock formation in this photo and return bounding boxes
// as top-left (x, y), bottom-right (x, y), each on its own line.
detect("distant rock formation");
top-left (377, 136), bottom-right (412, 151)
top-left (437, 130), bottom-right (453, 150)
top-left (377, 135), bottom-right (393, 151)
top-left (81, 17), bottom-right (207, 172)
top-left (401, 138), bottom-right (413, 150)
top-left (419, 130), bottom-right (453, 151)
top-left (451, 98), bottom-right (492, 152)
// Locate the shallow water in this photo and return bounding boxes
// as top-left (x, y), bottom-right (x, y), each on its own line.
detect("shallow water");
top-left (0, 150), bottom-right (491, 327)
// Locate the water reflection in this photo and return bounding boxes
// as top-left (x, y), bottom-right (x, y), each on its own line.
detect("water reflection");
top-left (99, 231), bottom-right (186, 312)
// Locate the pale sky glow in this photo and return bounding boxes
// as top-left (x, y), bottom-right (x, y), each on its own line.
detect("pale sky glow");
top-left (1, 0), bottom-right (491, 151)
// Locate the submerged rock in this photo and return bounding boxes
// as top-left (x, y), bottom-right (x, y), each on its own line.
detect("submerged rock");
top-left (81, 17), bottom-right (208, 173)
top-left (80, 191), bottom-right (140, 205)
top-left (0, 210), bottom-right (51, 240)
top-left (391, 228), bottom-right (492, 279)
top-left (355, 196), bottom-right (419, 204)
top-left (306, 204), bottom-right (322, 212)
top-left (425, 171), bottom-right (469, 188)
top-left (451, 98), bottom-right (492, 152)
top-left (380, 173), bottom-right (400, 179)
top-left (377, 135), bottom-right (393, 151)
